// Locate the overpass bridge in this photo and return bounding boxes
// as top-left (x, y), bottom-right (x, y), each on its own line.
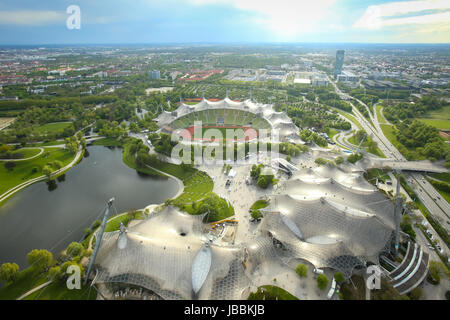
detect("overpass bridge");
top-left (366, 159), bottom-right (448, 173)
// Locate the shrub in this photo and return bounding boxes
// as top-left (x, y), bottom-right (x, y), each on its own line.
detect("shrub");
top-left (296, 264), bottom-right (308, 278)
top-left (317, 274), bottom-right (329, 290)
top-left (334, 272), bottom-right (345, 283)
top-left (4, 161), bottom-right (16, 171)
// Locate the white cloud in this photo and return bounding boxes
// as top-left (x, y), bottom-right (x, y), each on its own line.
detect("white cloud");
top-left (0, 10), bottom-right (66, 26)
top-left (354, 0), bottom-right (450, 30)
top-left (189, 0), bottom-right (337, 39)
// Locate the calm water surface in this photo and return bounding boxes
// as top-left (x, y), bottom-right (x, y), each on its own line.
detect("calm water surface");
top-left (0, 146), bottom-right (179, 268)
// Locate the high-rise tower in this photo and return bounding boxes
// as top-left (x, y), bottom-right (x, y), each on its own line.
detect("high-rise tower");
top-left (334, 50), bottom-right (345, 79)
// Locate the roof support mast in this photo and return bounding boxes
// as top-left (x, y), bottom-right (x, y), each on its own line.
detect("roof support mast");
top-left (85, 197), bottom-right (115, 285)
top-left (393, 170), bottom-right (402, 257)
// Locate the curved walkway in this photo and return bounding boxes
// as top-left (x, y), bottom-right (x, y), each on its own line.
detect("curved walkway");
top-left (16, 280), bottom-right (52, 300)
top-left (0, 147), bottom-right (44, 162)
top-left (0, 147), bottom-right (83, 204)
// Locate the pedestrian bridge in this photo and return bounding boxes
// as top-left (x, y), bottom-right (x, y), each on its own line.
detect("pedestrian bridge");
top-left (366, 159), bottom-right (448, 173)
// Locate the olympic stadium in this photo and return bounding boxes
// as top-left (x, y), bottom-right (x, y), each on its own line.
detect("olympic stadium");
top-left (155, 96), bottom-right (301, 143)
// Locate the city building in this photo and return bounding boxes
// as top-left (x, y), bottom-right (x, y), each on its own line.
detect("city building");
top-left (311, 73), bottom-right (329, 86)
top-left (337, 71), bottom-right (358, 82)
top-left (334, 50), bottom-right (345, 79)
top-left (149, 70), bottom-right (161, 80)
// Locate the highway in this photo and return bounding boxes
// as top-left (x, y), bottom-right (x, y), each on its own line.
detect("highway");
top-left (328, 77), bottom-right (450, 249)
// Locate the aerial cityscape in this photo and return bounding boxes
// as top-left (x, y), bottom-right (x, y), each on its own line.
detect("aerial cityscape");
top-left (0, 0), bottom-right (449, 307)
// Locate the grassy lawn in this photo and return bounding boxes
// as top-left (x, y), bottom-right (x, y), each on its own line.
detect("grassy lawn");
top-left (0, 147), bottom-right (75, 196)
top-left (347, 134), bottom-right (385, 158)
top-left (416, 105), bottom-right (450, 130)
top-left (154, 161), bottom-right (214, 204)
top-left (91, 137), bottom-right (124, 147)
top-left (427, 105), bottom-right (450, 119)
top-left (339, 275), bottom-right (365, 300)
top-left (248, 285), bottom-right (298, 300)
top-left (328, 128), bottom-right (340, 140)
top-left (122, 142), bottom-right (166, 178)
top-left (104, 211), bottom-right (145, 232)
top-left (333, 108), bottom-right (362, 130)
top-left (183, 194), bottom-right (234, 222)
top-left (34, 122), bottom-right (72, 134)
top-left (417, 118), bottom-right (450, 130)
top-left (26, 140), bottom-right (64, 147)
top-left (380, 124), bottom-right (401, 149)
top-left (250, 199), bottom-right (269, 210)
top-left (376, 104), bottom-right (388, 123)
top-left (365, 168), bottom-right (391, 185)
top-left (426, 178), bottom-right (450, 203)
top-left (0, 267), bottom-right (48, 300)
top-left (24, 281), bottom-right (97, 300)
top-left (1, 147), bottom-right (41, 159)
top-left (429, 172), bottom-right (450, 184)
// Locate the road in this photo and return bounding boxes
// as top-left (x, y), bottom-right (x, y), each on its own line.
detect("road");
top-left (328, 77), bottom-right (450, 249)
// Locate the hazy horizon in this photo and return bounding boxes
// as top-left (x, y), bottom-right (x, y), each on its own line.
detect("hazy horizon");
top-left (0, 0), bottom-right (449, 45)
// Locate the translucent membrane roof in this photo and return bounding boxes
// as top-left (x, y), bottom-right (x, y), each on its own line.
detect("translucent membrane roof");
top-left (155, 98), bottom-right (302, 142)
top-left (260, 166), bottom-right (396, 276)
top-left (93, 206), bottom-right (250, 300)
top-left (93, 162), bottom-right (396, 298)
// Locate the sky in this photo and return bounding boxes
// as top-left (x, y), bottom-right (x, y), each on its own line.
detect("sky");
top-left (0, 0), bottom-right (449, 44)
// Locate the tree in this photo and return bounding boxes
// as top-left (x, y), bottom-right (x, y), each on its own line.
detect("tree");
top-left (48, 266), bottom-right (61, 281)
top-left (257, 175), bottom-right (271, 189)
top-left (409, 287), bottom-right (422, 300)
top-left (0, 263), bottom-right (20, 284)
top-left (60, 261), bottom-right (84, 280)
top-left (53, 160), bottom-right (63, 170)
top-left (315, 158), bottom-right (329, 166)
top-left (296, 264), bottom-right (308, 278)
top-left (42, 165), bottom-right (53, 180)
top-left (334, 272), bottom-right (345, 283)
top-left (317, 274), bottom-right (329, 290)
top-left (335, 156), bottom-right (344, 165)
top-left (66, 242), bottom-right (84, 258)
top-left (4, 161), bottom-right (16, 171)
top-left (26, 249), bottom-right (53, 272)
top-left (428, 261), bottom-right (441, 284)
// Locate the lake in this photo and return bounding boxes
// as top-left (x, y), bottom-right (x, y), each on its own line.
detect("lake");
top-left (0, 146), bottom-right (179, 268)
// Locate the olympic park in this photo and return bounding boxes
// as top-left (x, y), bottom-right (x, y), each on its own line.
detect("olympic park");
top-left (87, 96), bottom-right (429, 300)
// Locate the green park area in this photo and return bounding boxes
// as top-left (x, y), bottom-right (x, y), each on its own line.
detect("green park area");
top-left (0, 267), bottom-right (49, 300)
top-left (376, 105), bottom-right (388, 123)
top-left (417, 118), bottom-right (450, 131)
top-left (0, 147), bottom-right (75, 196)
top-left (0, 243), bottom-right (95, 300)
top-left (23, 281), bottom-right (97, 300)
top-left (417, 105), bottom-right (450, 130)
top-left (0, 147), bottom-right (41, 160)
top-left (248, 285), bottom-right (298, 300)
top-left (348, 131), bottom-right (385, 158)
top-left (34, 122), bottom-right (73, 135)
top-left (380, 124), bottom-right (401, 149)
top-left (332, 108), bottom-right (362, 130)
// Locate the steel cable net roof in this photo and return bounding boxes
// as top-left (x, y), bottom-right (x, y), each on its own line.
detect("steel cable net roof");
top-left (155, 97), bottom-right (301, 142)
top-left (93, 206), bottom-right (250, 300)
top-left (260, 166), bottom-right (396, 277)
